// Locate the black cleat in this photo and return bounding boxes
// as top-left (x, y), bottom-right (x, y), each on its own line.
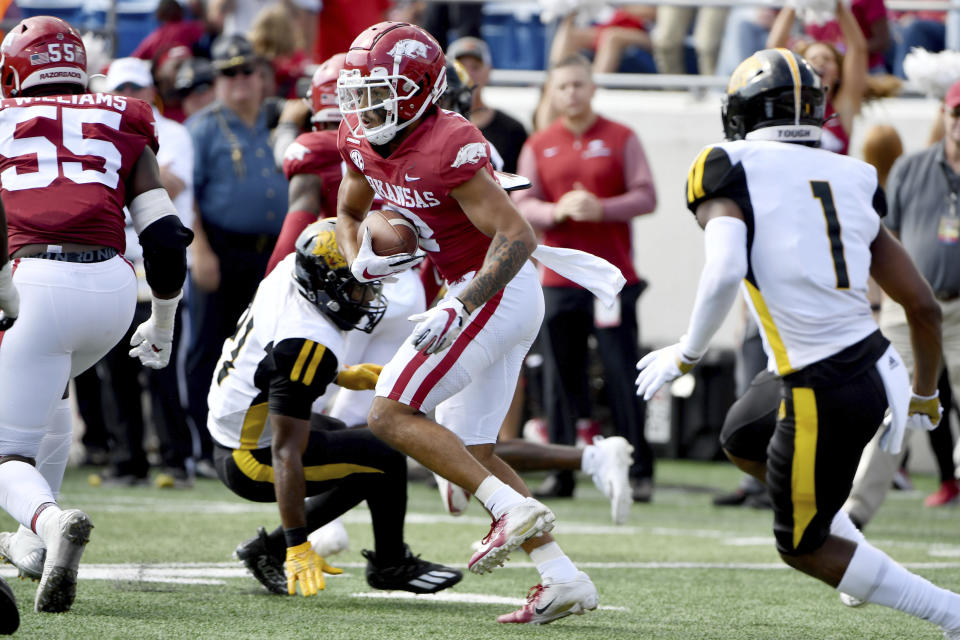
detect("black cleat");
top-left (0, 577), bottom-right (18, 635)
top-left (362, 545), bottom-right (462, 594)
top-left (234, 527), bottom-right (286, 595)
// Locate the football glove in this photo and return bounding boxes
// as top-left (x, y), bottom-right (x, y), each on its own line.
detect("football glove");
top-left (635, 343), bottom-right (699, 401)
top-left (408, 297), bottom-right (470, 355)
top-left (128, 293), bottom-right (181, 369)
top-left (337, 363), bottom-right (383, 390)
top-left (0, 262), bottom-right (19, 331)
top-left (351, 227), bottom-right (425, 283)
top-left (285, 542), bottom-right (342, 596)
top-left (906, 391), bottom-right (942, 432)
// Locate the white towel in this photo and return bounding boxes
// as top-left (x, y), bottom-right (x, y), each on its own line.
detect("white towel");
top-left (531, 245), bottom-right (626, 308)
top-left (875, 344), bottom-right (911, 454)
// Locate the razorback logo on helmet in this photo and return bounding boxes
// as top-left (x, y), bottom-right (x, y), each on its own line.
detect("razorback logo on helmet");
top-left (451, 142), bottom-right (487, 168)
top-left (388, 39), bottom-right (429, 60)
top-left (350, 149), bottom-right (364, 170)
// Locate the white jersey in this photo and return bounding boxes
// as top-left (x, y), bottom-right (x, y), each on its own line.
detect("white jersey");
top-left (207, 254), bottom-right (345, 450)
top-left (685, 140), bottom-right (883, 375)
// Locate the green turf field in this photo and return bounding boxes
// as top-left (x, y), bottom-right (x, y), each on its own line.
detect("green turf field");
top-left (2, 461), bottom-right (957, 639)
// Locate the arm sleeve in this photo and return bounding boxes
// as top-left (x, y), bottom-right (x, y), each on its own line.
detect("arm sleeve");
top-left (512, 143), bottom-right (557, 230)
top-left (266, 337), bottom-right (340, 419)
top-left (679, 216), bottom-right (748, 360)
top-left (139, 214), bottom-right (194, 295)
top-left (883, 157), bottom-right (905, 232)
top-left (600, 132), bottom-right (657, 222)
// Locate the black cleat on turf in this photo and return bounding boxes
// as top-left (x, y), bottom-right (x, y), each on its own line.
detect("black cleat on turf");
top-left (234, 527), bottom-right (286, 595)
top-left (362, 544), bottom-right (462, 594)
top-left (0, 577), bottom-right (18, 635)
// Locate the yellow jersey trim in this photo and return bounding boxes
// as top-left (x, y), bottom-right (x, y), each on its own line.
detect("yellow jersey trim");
top-left (744, 280), bottom-right (793, 375)
top-left (290, 340), bottom-right (314, 382)
top-left (791, 387), bottom-right (818, 550)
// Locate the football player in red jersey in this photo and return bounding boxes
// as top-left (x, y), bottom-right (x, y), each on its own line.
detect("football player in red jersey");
top-left (335, 22), bottom-right (598, 624)
top-left (0, 17), bottom-right (192, 614)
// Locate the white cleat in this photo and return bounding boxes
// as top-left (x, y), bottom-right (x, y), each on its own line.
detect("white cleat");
top-left (839, 592), bottom-right (865, 608)
top-left (35, 509), bottom-right (93, 613)
top-left (434, 472), bottom-right (471, 516)
top-left (497, 571), bottom-right (599, 624)
top-left (309, 519), bottom-right (350, 558)
top-left (0, 526), bottom-right (45, 581)
top-left (588, 436), bottom-right (634, 525)
top-left (468, 498), bottom-right (555, 575)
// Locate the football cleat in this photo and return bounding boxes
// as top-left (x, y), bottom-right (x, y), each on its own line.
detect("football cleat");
top-left (362, 545), bottom-right (462, 594)
top-left (309, 519), bottom-right (350, 558)
top-left (839, 592), bottom-right (865, 608)
top-left (497, 571), bottom-right (599, 624)
top-left (468, 498), bottom-right (555, 575)
top-left (35, 509), bottom-right (93, 613)
top-left (588, 436), bottom-right (634, 525)
top-left (0, 577), bottom-right (18, 635)
top-left (0, 526), bottom-right (45, 581)
top-left (434, 472), bottom-right (471, 516)
top-left (234, 527), bottom-right (287, 595)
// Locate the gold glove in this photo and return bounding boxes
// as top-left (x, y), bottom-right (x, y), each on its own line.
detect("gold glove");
top-left (336, 363), bottom-right (383, 390)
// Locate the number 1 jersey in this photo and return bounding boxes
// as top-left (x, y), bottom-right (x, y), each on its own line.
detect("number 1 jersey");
top-left (0, 94), bottom-right (159, 254)
top-left (684, 140), bottom-right (886, 375)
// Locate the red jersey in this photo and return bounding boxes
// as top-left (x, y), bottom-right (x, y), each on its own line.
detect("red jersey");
top-left (0, 94), bottom-right (159, 254)
top-left (524, 116), bottom-right (640, 287)
top-left (282, 129), bottom-right (343, 219)
top-left (338, 109), bottom-right (494, 282)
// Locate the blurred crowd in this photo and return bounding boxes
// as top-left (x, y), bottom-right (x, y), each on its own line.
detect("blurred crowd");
top-left (5, 0), bottom-right (955, 510)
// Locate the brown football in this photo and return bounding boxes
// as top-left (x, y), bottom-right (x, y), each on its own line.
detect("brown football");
top-left (358, 209), bottom-right (419, 256)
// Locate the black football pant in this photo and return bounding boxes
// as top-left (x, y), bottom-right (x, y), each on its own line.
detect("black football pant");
top-left (542, 283), bottom-right (654, 481)
top-left (214, 425), bottom-right (407, 564)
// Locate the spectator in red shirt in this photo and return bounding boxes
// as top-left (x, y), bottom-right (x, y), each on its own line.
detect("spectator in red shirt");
top-left (313, 0), bottom-right (390, 62)
top-left (513, 54), bottom-right (658, 502)
top-left (131, 0), bottom-right (208, 62)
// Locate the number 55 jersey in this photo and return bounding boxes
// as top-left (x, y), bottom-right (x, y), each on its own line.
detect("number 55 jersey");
top-left (0, 94), bottom-right (159, 254)
top-left (685, 140), bottom-right (887, 376)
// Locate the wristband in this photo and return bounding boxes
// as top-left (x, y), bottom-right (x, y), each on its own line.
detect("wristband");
top-left (284, 526), bottom-right (308, 548)
top-left (151, 292), bottom-right (182, 331)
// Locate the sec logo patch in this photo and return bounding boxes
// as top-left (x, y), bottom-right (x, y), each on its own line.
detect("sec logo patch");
top-left (350, 149), bottom-right (364, 171)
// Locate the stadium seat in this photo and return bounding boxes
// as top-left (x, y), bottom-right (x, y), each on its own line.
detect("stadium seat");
top-left (481, 5), bottom-right (546, 70)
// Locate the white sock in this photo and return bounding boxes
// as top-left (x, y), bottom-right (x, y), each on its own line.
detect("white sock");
top-left (581, 445), bottom-right (600, 475)
top-left (529, 541), bottom-right (579, 583)
top-left (34, 503), bottom-right (64, 545)
top-left (838, 541), bottom-right (960, 631)
top-left (830, 510), bottom-right (866, 546)
top-left (36, 398), bottom-right (73, 498)
top-left (475, 476), bottom-right (524, 520)
top-left (0, 460), bottom-right (57, 529)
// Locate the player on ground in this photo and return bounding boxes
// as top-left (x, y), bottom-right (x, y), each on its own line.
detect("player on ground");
top-left (635, 48), bottom-right (960, 637)
top-left (335, 22), bottom-right (598, 624)
top-left (213, 220), bottom-right (461, 597)
top-left (0, 17), bottom-right (192, 614)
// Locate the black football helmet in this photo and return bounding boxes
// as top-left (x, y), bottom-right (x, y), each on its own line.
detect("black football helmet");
top-left (293, 220), bottom-right (386, 333)
top-left (722, 48), bottom-right (825, 145)
top-left (438, 59), bottom-right (475, 116)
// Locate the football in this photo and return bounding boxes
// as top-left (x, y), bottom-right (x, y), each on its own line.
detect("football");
top-left (359, 209), bottom-right (419, 256)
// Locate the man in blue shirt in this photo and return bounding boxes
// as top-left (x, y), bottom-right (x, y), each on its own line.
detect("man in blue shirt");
top-left (185, 34), bottom-right (288, 473)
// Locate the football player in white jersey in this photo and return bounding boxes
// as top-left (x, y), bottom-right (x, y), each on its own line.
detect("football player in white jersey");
top-left (209, 220), bottom-right (461, 598)
top-left (635, 48), bottom-right (960, 637)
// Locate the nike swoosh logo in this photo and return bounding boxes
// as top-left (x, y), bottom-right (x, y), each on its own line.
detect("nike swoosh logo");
top-left (404, 174), bottom-right (420, 181)
top-left (535, 598), bottom-right (556, 615)
top-left (362, 267), bottom-right (391, 280)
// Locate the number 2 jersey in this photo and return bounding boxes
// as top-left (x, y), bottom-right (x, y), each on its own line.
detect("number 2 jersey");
top-left (206, 254), bottom-right (344, 450)
top-left (685, 140), bottom-right (886, 375)
top-left (0, 94), bottom-right (159, 254)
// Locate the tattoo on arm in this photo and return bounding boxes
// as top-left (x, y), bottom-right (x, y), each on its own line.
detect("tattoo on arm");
top-left (459, 233), bottom-right (530, 312)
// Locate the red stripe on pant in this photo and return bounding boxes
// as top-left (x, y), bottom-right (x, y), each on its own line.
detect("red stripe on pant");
top-left (0, 258), bottom-right (19, 351)
top-left (408, 291), bottom-right (504, 409)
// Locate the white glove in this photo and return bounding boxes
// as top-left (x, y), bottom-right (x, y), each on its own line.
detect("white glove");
top-left (906, 391), bottom-right (942, 432)
top-left (351, 228), bottom-right (425, 283)
top-left (408, 297), bottom-right (470, 355)
top-left (635, 344), bottom-right (699, 401)
top-left (128, 293), bottom-right (181, 369)
top-left (0, 262), bottom-right (19, 331)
